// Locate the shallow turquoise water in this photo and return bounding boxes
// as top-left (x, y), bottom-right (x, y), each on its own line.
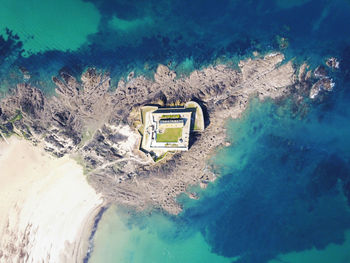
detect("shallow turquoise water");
top-left (89, 208), bottom-right (237, 263)
top-left (1, 0), bottom-right (350, 262)
top-left (0, 0), bottom-right (100, 56)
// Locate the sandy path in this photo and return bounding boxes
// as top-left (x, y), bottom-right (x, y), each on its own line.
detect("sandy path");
top-left (0, 137), bottom-right (102, 263)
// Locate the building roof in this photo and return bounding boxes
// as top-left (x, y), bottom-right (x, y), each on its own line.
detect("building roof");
top-left (159, 119), bottom-right (183, 124)
top-left (153, 108), bottom-right (194, 114)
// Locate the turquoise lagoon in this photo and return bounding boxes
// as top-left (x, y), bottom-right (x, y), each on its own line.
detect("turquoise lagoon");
top-left (1, 0), bottom-right (350, 262)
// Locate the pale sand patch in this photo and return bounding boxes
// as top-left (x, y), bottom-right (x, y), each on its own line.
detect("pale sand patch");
top-left (0, 137), bottom-right (103, 263)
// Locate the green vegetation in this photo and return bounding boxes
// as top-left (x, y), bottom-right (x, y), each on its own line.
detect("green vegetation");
top-left (165, 143), bottom-right (180, 147)
top-left (156, 128), bottom-right (182, 142)
top-left (9, 110), bottom-right (23, 123)
top-left (21, 125), bottom-right (32, 139)
top-left (0, 110), bottom-right (24, 138)
top-left (154, 152), bottom-right (168, 162)
top-left (160, 114), bottom-right (181, 119)
top-left (0, 110), bottom-right (32, 139)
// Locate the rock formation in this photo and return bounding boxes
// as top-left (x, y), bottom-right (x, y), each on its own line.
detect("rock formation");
top-left (0, 53), bottom-right (332, 214)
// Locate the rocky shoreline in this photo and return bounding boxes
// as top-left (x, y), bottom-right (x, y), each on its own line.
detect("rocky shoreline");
top-left (0, 53), bottom-right (334, 215)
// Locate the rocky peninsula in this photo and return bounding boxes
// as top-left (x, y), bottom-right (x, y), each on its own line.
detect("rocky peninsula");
top-left (0, 52), bottom-right (334, 261)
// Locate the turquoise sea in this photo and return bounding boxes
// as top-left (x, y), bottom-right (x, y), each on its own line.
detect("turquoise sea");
top-left (1, 0), bottom-right (350, 262)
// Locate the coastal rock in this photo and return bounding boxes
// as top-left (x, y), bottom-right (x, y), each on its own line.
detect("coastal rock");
top-left (298, 63), bottom-right (310, 82)
top-left (326, 57), bottom-right (340, 69)
top-left (309, 77), bottom-right (335, 99)
top-left (238, 53), bottom-right (295, 99)
top-left (154, 64), bottom-right (176, 83)
top-left (0, 52), bottom-right (327, 215)
top-left (2, 83), bottom-right (45, 120)
top-left (309, 66), bottom-right (335, 99)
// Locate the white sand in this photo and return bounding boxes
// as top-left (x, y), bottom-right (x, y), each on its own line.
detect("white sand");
top-left (0, 137), bottom-right (103, 263)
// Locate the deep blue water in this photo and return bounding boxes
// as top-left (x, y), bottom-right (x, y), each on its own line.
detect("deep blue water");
top-left (181, 95), bottom-right (350, 262)
top-left (1, 0), bottom-right (350, 262)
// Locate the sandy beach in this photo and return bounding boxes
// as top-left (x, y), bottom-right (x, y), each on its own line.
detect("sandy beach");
top-left (0, 137), bottom-right (103, 263)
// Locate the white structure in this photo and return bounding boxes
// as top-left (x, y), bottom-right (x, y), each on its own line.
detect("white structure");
top-left (141, 106), bottom-right (194, 156)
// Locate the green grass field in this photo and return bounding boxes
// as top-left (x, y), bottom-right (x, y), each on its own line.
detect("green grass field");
top-left (156, 128), bottom-right (182, 142)
top-left (160, 114), bottom-right (181, 119)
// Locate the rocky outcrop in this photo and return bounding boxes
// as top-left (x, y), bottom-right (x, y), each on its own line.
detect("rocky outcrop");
top-left (309, 66), bottom-right (335, 99)
top-left (326, 57), bottom-right (340, 69)
top-left (0, 53), bottom-right (327, 214)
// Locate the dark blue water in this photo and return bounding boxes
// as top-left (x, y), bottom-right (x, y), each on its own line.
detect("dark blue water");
top-left (1, 0), bottom-right (350, 262)
top-left (180, 94), bottom-right (350, 262)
